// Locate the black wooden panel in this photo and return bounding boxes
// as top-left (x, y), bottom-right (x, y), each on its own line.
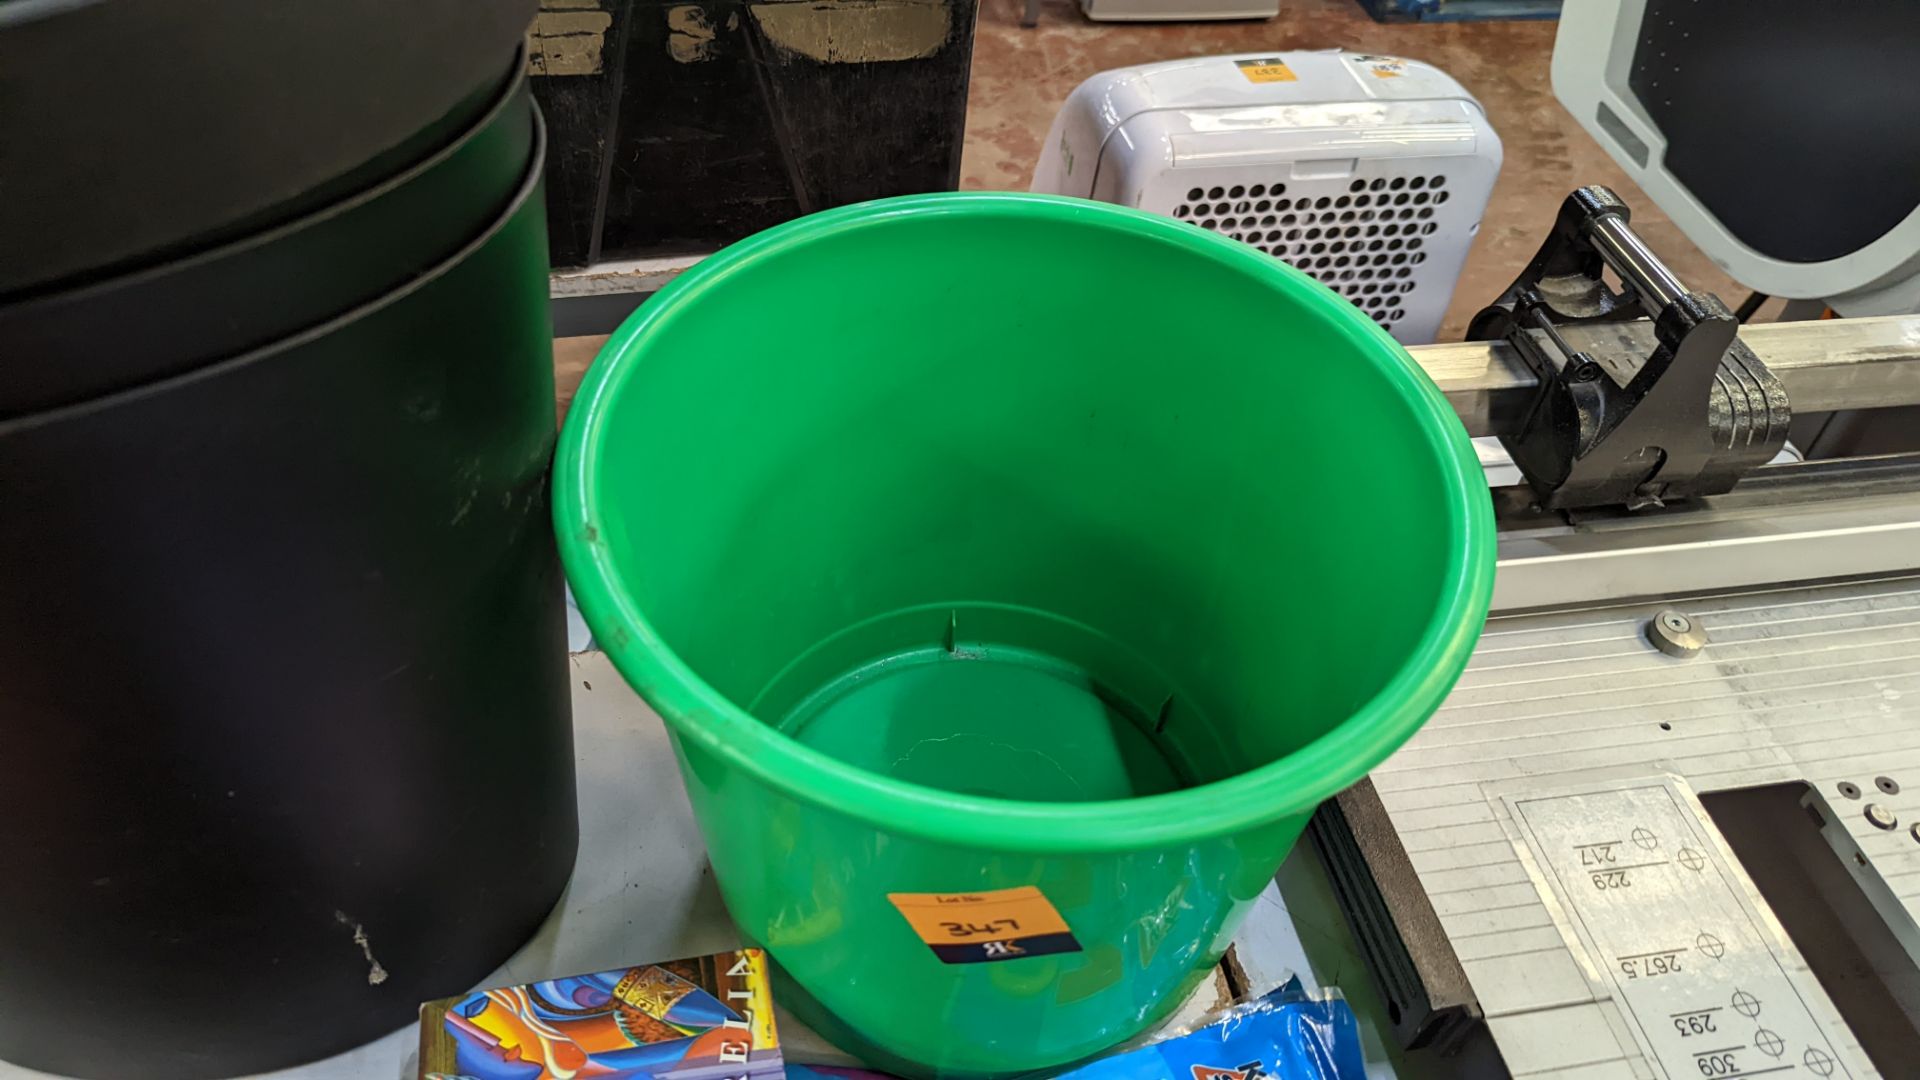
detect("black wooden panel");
top-left (529, 0), bottom-right (977, 267)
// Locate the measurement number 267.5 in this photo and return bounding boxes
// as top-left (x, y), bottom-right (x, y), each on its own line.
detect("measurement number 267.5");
top-left (1591, 870), bottom-right (1631, 890)
top-left (1620, 953), bottom-right (1681, 979)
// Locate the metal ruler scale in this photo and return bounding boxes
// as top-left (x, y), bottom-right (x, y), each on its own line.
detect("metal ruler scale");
top-left (1364, 576), bottom-right (1920, 1077)
top-left (1498, 777), bottom-right (1860, 1080)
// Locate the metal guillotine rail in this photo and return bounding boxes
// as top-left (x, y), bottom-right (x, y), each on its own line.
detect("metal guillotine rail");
top-left (1308, 188), bottom-right (1920, 1060)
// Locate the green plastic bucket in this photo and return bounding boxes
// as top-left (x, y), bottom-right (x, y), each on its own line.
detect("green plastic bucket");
top-left (557, 193), bottom-right (1492, 1076)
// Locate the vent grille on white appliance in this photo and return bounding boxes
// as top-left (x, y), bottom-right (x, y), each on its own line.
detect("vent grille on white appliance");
top-left (1171, 174), bottom-right (1452, 334)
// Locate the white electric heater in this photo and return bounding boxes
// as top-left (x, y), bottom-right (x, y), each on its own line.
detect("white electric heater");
top-left (1033, 51), bottom-right (1501, 345)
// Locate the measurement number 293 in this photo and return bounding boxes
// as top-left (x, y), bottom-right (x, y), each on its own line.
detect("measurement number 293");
top-left (1672, 1011), bottom-right (1717, 1036)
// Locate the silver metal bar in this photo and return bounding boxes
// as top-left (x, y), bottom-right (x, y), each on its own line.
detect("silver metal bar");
top-left (1586, 213), bottom-right (1686, 313)
top-left (1407, 338), bottom-right (1537, 437)
top-left (1489, 455), bottom-right (1920, 612)
top-left (1493, 496), bottom-right (1920, 612)
top-left (1411, 315), bottom-right (1920, 438)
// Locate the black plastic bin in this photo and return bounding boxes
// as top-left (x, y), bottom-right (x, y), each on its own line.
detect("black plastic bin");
top-left (0, 16), bottom-right (578, 1079)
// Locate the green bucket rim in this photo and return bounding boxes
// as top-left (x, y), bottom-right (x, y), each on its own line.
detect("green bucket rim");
top-left (556, 192), bottom-right (1494, 854)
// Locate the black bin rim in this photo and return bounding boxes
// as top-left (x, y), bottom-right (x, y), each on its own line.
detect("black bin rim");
top-left (0, 51), bottom-right (537, 419)
top-left (0, 104), bottom-right (550, 440)
top-left (0, 0), bottom-right (539, 295)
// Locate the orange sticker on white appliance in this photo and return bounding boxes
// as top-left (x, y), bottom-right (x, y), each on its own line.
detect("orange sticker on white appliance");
top-left (1234, 58), bottom-right (1297, 84)
top-left (887, 886), bottom-right (1081, 963)
top-left (1353, 54), bottom-right (1407, 78)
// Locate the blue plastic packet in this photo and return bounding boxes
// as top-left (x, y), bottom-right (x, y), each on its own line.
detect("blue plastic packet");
top-left (1050, 978), bottom-right (1366, 1080)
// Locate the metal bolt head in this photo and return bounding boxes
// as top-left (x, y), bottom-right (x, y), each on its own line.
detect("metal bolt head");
top-left (1647, 608), bottom-right (1708, 658)
top-left (1910, 822), bottom-right (1920, 844)
top-left (1865, 803), bottom-right (1899, 831)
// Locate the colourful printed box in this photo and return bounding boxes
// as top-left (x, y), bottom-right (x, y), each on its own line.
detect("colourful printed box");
top-left (419, 948), bottom-right (782, 1080)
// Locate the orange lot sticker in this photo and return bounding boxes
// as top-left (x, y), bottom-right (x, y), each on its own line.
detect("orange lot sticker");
top-left (887, 886), bottom-right (1081, 964)
top-left (1234, 58), bottom-right (1297, 84)
top-left (1353, 54), bottom-right (1407, 78)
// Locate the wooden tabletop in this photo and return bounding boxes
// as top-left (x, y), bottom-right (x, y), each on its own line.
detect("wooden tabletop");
top-left (554, 334), bottom-right (609, 421)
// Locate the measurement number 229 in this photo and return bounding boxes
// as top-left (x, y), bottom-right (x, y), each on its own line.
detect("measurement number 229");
top-left (1591, 869), bottom-right (1631, 890)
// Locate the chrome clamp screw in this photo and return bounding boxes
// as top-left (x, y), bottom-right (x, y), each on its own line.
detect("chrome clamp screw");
top-left (1647, 609), bottom-right (1708, 659)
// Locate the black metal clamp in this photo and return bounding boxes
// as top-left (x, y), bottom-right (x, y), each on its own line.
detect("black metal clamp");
top-left (1467, 187), bottom-right (1790, 510)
